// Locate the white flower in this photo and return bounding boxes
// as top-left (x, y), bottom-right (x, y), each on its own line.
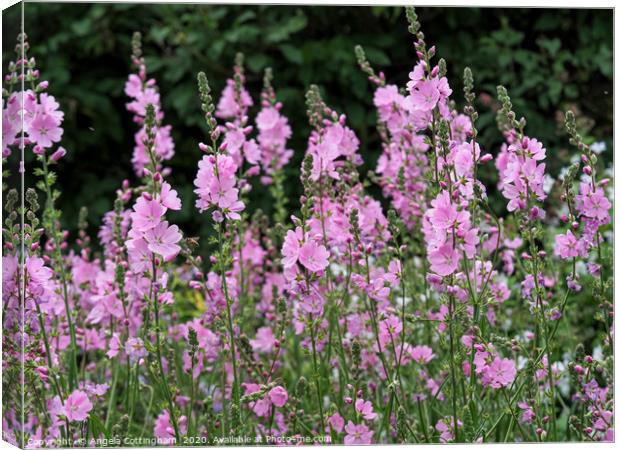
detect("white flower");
top-left (590, 141), bottom-right (606, 154)
top-left (543, 174), bottom-right (555, 195)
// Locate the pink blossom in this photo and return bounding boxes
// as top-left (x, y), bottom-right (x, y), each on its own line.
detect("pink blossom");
top-left (344, 421), bottom-right (373, 445)
top-left (153, 410), bottom-right (187, 442)
top-left (63, 390), bottom-right (93, 422)
top-left (555, 230), bottom-right (584, 259)
top-left (282, 227), bottom-right (303, 268)
top-left (298, 240), bottom-right (329, 273)
top-left (379, 315), bottom-right (402, 346)
top-left (576, 182), bottom-right (611, 221)
top-left (29, 113), bottom-right (63, 148)
top-left (268, 386), bottom-right (288, 407)
top-left (25, 256), bottom-right (53, 285)
top-left (428, 243), bottom-right (460, 277)
top-left (126, 237), bottom-right (152, 273)
top-left (355, 399), bottom-right (377, 421)
top-left (107, 333), bottom-right (121, 358)
top-left (410, 345), bottom-right (435, 364)
top-left (159, 182), bottom-right (181, 210)
top-left (435, 417), bottom-right (461, 443)
top-left (144, 221), bottom-right (182, 260)
top-left (126, 337), bottom-right (147, 361)
top-left (409, 78), bottom-right (440, 111)
top-left (483, 356), bottom-right (517, 389)
top-left (131, 196), bottom-right (166, 232)
top-left (216, 80), bottom-right (253, 119)
top-left (327, 412), bottom-right (345, 433)
top-left (518, 402), bottom-right (535, 424)
top-left (250, 327), bottom-right (276, 353)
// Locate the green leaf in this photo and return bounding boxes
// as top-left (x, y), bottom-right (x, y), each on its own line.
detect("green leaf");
top-left (280, 44), bottom-right (303, 65)
top-left (90, 414), bottom-right (110, 439)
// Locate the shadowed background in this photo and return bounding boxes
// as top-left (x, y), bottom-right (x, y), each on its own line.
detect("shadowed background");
top-left (2, 3), bottom-right (613, 244)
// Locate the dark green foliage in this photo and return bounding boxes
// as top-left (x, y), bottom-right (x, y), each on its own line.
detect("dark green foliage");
top-left (2, 4), bottom-right (612, 245)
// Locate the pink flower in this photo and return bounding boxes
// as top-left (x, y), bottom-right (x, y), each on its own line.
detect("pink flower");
top-left (327, 413), bottom-right (345, 433)
top-left (194, 153), bottom-right (245, 220)
top-left (25, 256), bottom-right (53, 285)
top-left (107, 333), bottom-right (121, 358)
top-left (409, 79), bottom-right (440, 111)
top-left (344, 421), bottom-right (373, 445)
top-left (131, 196), bottom-right (166, 232)
top-left (144, 221), bottom-right (182, 260)
top-left (554, 230), bottom-right (583, 259)
top-left (355, 399), bottom-right (377, 421)
top-left (268, 386), bottom-right (288, 407)
top-left (298, 240), bottom-right (329, 272)
top-left (251, 397), bottom-right (272, 417)
top-left (250, 327), bottom-right (276, 353)
top-left (154, 410), bottom-right (177, 442)
top-left (428, 243), bottom-right (460, 277)
top-left (484, 356), bottom-right (517, 389)
top-left (379, 315), bottom-right (402, 346)
top-left (159, 182), bottom-right (181, 210)
top-left (281, 227), bottom-right (303, 268)
top-left (63, 390), bottom-right (93, 422)
top-left (410, 345), bottom-right (435, 364)
top-left (217, 189), bottom-right (245, 221)
top-left (50, 147), bottom-right (67, 162)
top-left (29, 113), bottom-right (63, 148)
top-left (124, 74), bottom-right (143, 98)
top-left (256, 105), bottom-right (292, 176)
top-left (435, 417), bottom-right (461, 443)
top-left (216, 80), bottom-right (253, 119)
top-left (427, 191), bottom-right (461, 230)
top-left (126, 237), bottom-right (152, 273)
top-left (126, 337), bottom-right (147, 361)
top-left (576, 182), bottom-right (611, 221)
top-left (518, 402), bottom-right (535, 424)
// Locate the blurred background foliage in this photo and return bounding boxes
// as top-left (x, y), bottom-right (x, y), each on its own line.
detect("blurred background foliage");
top-left (2, 3), bottom-right (613, 242)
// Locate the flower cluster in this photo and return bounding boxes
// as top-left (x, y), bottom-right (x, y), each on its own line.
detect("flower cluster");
top-left (1, 8), bottom-right (613, 448)
top-left (124, 32), bottom-right (175, 176)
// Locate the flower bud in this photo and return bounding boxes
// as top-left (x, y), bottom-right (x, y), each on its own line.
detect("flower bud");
top-left (479, 154), bottom-right (493, 164)
top-left (50, 147), bottom-right (67, 162)
top-left (426, 274), bottom-right (443, 284)
top-left (521, 137), bottom-right (529, 149)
